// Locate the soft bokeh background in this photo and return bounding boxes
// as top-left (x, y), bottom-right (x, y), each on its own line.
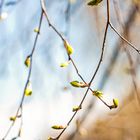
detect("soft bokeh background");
top-left (0, 0), bottom-right (140, 139)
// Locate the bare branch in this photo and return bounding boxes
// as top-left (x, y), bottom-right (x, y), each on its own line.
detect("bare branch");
top-left (40, 0), bottom-right (113, 139)
top-left (2, 10), bottom-right (43, 140)
top-left (109, 22), bottom-right (140, 54)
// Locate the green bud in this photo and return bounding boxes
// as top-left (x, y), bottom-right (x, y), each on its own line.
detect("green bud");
top-left (34, 28), bottom-right (40, 34)
top-left (70, 81), bottom-right (88, 88)
top-left (93, 90), bottom-right (103, 98)
top-left (64, 40), bottom-right (74, 55)
top-left (24, 56), bottom-right (31, 67)
top-left (51, 125), bottom-right (66, 130)
top-left (72, 106), bottom-right (81, 112)
top-left (60, 61), bottom-right (70, 68)
top-left (87, 0), bottom-right (103, 6)
top-left (113, 98), bottom-right (119, 108)
top-left (9, 116), bottom-right (16, 121)
top-left (24, 81), bottom-right (32, 96)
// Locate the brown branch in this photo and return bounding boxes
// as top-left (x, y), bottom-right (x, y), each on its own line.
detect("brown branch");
top-left (41, 0), bottom-right (113, 139)
top-left (109, 22), bottom-right (140, 54)
top-left (42, 0), bottom-right (139, 139)
top-left (41, 0), bottom-right (112, 108)
top-left (41, 0), bottom-right (65, 41)
top-left (2, 10), bottom-right (43, 140)
top-left (2, 0), bottom-right (140, 140)
top-left (113, 0), bottom-right (140, 104)
top-left (66, 1), bottom-right (139, 140)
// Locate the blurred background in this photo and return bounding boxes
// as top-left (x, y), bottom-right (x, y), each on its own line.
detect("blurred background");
top-left (0, 0), bottom-right (140, 139)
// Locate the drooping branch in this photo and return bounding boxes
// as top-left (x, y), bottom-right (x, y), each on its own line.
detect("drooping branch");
top-left (109, 22), bottom-right (140, 54)
top-left (66, 1), bottom-right (139, 139)
top-left (2, 10), bottom-right (43, 140)
top-left (112, 0), bottom-right (140, 104)
top-left (41, 0), bottom-right (114, 139)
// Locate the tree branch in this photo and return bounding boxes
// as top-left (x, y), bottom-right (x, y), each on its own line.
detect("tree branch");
top-left (2, 10), bottom-right (43, 140)
top-left (40, 0), bottom-right (113, 139)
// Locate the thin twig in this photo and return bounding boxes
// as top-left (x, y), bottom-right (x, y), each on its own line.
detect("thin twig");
top-left (67, 1), bottom-right (139, 140)
top-left (2, 10), bottom-right (43, 140)
top-left (57, 0), bottom-right (110, 139)
top-left (41, 0), bottom-right (112, 110)
top-left (41, 0), bottom-right (64, 41)
top-left (109, 22), bottom-right (140, 54)
top-left (113, 0), bottom-right (140, 104)
top-left (41, 0), bottom-right (111, 139)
